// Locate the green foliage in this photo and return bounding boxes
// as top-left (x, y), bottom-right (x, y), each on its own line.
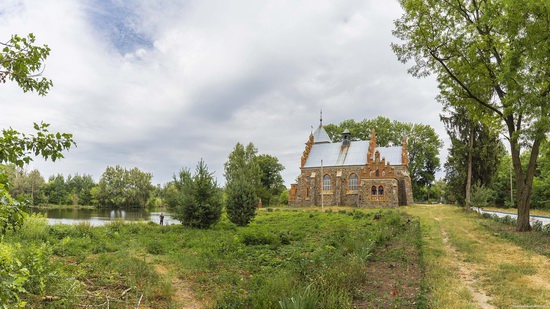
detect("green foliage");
top-left (95, 165), bottom-right (154, 208)
top-left (393, 0), bottom-right (550, 230)
top-left (442, 105), bottom-right (505, 206)
top-left (470, 183), bottom-right (494, 208)
top-left (0, 33), bottom-right (52, 95)
top-left (162, 168), bottom-right (191, 211)
top-left (172, 159), bottom-right (223, 229)
top-left (224, 143), bottom-right (260, 226)
top-left (0, 243), bottom-right (29, 308)
top-left (226, 175), bottom-right (258, 226)
top-left (255, 154), bottom-right (286, 206)
top-left (0, 122), bottom-right (75, 169)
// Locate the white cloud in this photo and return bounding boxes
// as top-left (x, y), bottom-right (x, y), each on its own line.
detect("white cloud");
top-left (1, 0), bottom-right (445, 186)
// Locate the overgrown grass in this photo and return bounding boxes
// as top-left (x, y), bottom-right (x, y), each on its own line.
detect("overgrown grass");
top-left (2, 208), bottom-right (422, 308)
top-left (478, 213), bottom-right (550, 258)
top-left (406, 204), bottom-right (550, 308)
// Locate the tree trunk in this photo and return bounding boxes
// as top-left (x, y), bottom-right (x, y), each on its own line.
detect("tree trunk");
top-left (508, 131), bottom-right (542, 232)
top-left (465, 129), bottom-right (474, 208)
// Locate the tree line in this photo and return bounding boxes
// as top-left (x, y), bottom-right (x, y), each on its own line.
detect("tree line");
top-left (3, 146), bottom-right (287, 211)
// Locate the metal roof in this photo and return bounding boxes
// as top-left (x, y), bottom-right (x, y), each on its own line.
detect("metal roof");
top-left (374, 146), bottom-right (403, 165)
top-left (313, 125), bottom-right (331, 144)
top-left (303, 141), bottom-right (403, 168)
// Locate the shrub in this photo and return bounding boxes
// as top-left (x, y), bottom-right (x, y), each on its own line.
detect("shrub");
top-left (239, 229), bottom-right (279, 246)
top-left (470, 183), bottom-right (494, 208)
top-left (0, 243), bottom-right (29, 307)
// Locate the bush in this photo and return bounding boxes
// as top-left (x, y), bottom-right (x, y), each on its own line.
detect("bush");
top-left (239, 229), bottom-right (279, 246)
top-left (0, 243), bottom-right (29, 307)
top-left (470, 183), bottom-right (494, 208)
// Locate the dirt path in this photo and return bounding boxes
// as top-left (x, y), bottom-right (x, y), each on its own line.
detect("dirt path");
top-left (154, 264), bottom-right (204, 308)
top-left (406, 205), bottom-right (550, 308)
top-left (435, 217), bottom-right (494, 309)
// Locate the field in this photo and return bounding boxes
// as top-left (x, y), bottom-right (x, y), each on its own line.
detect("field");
top-left (4, 204), bottom-right (550, 308)
top-left (3, 208), bottom-right (423, 308)
top-left (405, 204), bottom-right (550, 308)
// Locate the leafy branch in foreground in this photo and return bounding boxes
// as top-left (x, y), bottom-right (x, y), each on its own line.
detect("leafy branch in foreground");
top-left (1, 33), bottom-right (53, 96)
top-left (0, 122), bottom-right (75, 168)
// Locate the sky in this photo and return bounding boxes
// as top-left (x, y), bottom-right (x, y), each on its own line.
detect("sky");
top-left (1, 0), bottom-right (446, 186)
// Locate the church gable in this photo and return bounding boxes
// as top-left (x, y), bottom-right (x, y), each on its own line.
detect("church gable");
top-left (289, 121), bottom-right (414, 208)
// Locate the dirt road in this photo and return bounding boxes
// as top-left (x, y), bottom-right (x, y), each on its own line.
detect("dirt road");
top-left (404, 204), bottom-right (550, 308)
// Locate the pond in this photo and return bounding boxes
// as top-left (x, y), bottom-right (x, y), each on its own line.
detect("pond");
top-left (29, 207), bottom-right (179, 226)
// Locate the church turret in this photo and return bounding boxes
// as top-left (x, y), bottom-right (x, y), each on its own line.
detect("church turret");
top-left (342, 129), bottom-right (351, 147)
top-left (312, 110), bottom-right (332, 144)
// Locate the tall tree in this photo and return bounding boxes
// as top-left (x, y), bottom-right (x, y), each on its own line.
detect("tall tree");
top-left (255, 154), bottom-right (285, 206)
top-left (224, 143), bottom-right (261, 226)
top-left (172, 159), bottom-right (222, 229)
top-left (325, 117), bottom-right (443, 198)
top-left (393, 0), bottom-right (550, 231)
top-left (441, 105), bottom-right (505, 206)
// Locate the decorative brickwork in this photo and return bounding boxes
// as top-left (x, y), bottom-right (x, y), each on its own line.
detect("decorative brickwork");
top-left (289, 125), bottom-right (414, 207)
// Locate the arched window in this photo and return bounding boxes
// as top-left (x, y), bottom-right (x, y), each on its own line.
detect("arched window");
top-left (371, 186), bottom-right (377, 196)
top-left (348, 174), bottom-right (358, 190)
top-left (323, 175), bottom-right (332, 191)
top-left (378, 186), bottom-right (384, 196)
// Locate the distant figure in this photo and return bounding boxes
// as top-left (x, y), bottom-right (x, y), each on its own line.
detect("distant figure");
top-left (160, 212), bottom-right (165, 225)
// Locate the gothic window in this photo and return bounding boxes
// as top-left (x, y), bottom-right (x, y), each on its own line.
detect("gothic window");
top-left (378, 186), bottom-right (384, 196)
top-left (371, 186), bottom-right (377, 196)
top-left (323, 175), bottom-right (332, 191)
top-left (348, 174), bottom-right (358, 190)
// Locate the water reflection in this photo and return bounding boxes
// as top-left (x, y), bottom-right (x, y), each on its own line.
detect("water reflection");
top-left (30, 208), bottom-right (178, 226)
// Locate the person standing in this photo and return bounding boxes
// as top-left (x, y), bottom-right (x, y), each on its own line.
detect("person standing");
top-left (160, 212), bottom-right (165, 225)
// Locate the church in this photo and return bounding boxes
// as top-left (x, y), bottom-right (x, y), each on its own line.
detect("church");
top-left (288, 119), bottom-right (414, 208)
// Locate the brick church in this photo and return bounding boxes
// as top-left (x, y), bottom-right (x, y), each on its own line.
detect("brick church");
top-left (288, 119), bottom-right (414, 207)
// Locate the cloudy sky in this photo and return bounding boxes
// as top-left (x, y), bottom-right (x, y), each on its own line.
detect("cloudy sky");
top-left (1, 0), bottom-right (445, 186)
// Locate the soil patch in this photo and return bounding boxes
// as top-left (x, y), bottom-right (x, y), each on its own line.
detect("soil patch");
top-left (353, 224), bottom-right (423, 308)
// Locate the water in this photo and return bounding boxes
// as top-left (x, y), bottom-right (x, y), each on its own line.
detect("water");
top-left (29, 207), bottom-right (178, 226)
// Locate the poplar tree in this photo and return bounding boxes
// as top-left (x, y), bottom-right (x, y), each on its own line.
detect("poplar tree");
top-left (224, 143), bottom-right (260, 226)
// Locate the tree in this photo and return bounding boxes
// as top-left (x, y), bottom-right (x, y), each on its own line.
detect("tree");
top-left (0, 33), bottom-right (73, 307)
top-left (224, 143), bottom-right (261, 226)
top-left (43, 174), bottom-right (69, 205)
top-left (172, 159), bottom-right (222, 229)
top-left (255, 154), bottom-right (285, 206)
top-left (325, 117), bottom-right (443, 198)
top-left (393, 0), bottom-right (550, 231)
top-left (65, 174), bottom-right (96, 205)
top-left (95, 166), bottom-right (154, 208)
top-left (441, 105), bottom-right (505, 206)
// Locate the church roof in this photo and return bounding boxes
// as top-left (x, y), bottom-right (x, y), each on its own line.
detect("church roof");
top-left (303, 141), bottom-right (403, 168)
top-left (312, 125), bottom-right (331, 144)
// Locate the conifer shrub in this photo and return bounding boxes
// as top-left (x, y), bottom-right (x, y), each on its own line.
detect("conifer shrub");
top-left (172, 159), bottom-right (222, 229)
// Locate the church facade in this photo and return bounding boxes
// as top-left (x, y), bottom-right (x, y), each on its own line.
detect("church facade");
top-left (288, 122), bottom-right (414, 208)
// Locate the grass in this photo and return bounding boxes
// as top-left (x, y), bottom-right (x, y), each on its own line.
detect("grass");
top-left (405, 204), bottom-right (550, 308)
top-left (483, 206), bottom-right (550, 217)
top-left (3, 208), bottom-right (423, 308)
